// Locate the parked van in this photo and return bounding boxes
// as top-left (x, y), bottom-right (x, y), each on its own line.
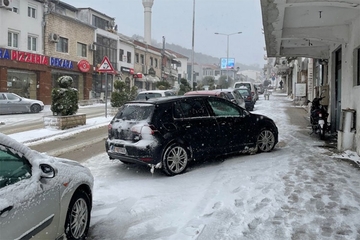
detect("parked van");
top-left (233, 82), bottom-right (258, 102)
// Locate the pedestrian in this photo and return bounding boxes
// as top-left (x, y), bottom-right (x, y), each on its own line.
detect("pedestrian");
top-left (279, 80), bottom-right (283, 90)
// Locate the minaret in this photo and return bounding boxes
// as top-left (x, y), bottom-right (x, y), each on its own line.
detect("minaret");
top-left (142, 0), bottom-right (154, 44)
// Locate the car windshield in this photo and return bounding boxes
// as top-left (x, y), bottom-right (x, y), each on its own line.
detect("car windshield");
top-left (224, 92), bottom-right (234, 100)
top-left (115, 104), bottom-right (154, 121)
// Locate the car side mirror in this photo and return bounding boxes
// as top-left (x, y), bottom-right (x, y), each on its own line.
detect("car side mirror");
top-left (40, 164), bottom-right (56, 178)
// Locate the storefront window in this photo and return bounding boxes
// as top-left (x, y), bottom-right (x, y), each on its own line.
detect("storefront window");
top-left (134, 80), bottom-right (143, 90)
top-left (52, 71), bottom-right (86, 100)
top-left (92, 73), bottom-right (113, 98)
top-left (7, 70), bottom-right (37, 99)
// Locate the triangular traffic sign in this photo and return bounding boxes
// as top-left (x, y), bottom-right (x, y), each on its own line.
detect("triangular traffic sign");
top-left (97, 56), bottom-right (115, 73)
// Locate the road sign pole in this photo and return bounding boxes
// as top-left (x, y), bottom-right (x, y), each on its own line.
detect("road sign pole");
top-left (97, 56), bottom-right (115, 118)
top-left (105, 72), bottom-right (108, 117)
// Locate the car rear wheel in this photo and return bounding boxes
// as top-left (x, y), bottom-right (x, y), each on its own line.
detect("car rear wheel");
top-left (162, 143), bottom-right (189, 176)
top-left (30, 104), bottom-right (41, 113)
top-left (65, 190), bottom-right (91, 240)
top-left (257, 129), bottom-right (276, 152)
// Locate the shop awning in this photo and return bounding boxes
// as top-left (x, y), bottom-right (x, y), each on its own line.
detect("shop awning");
top-left (134, 73), bottom-right (146, 81)
top-left (171, 59), bottom-right (181, 66)
top-left (146, 75), bottom-right (160, 83)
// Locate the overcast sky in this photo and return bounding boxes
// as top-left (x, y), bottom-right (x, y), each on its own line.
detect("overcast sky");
top-left (62, 0), bottom-right (266, 67)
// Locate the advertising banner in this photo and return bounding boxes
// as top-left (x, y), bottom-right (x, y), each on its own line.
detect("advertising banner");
top-left (220, 58), bottom-right (235, 69)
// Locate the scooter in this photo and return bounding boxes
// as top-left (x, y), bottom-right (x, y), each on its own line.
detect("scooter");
top-left (309, 92), bottom-right (329, 140)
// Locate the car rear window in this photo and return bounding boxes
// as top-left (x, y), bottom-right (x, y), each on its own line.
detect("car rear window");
top-left (164, 91), bottom-right (175, 96)
top-left (136, 93), bottom-right (162, 100)
top-left (115, 104), bottom-right (154, 121)
top-left (237, 89), bottom-right (250, 97)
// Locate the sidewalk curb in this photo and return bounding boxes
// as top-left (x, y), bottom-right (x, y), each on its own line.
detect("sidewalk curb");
top-left (46, 136), bottom-right (107, 157)
top-left (23, 123), bottom-right (108, 146)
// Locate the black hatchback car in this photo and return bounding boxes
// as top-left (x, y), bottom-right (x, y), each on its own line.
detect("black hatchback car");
top-left (105, 95), bottom-right (278, 176)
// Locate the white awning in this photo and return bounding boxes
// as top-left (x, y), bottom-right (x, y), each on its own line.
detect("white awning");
top-left (146, 75), bottom-right (160, 83)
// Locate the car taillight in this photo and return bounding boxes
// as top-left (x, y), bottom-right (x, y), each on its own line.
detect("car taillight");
top-left (107, 123), bottom-right (115, 139)
top-left (108, 123), bottom-right (112, 134)
top-left (131, 124), bottom-right (157, 138)
top-left (251, 92), bottom-right (255, 96)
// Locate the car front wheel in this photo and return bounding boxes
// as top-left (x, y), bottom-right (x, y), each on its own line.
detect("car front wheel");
top-left (162, 143), bottom-right (189, 176)
top-left (257, 129), bottom-right (276, 152)
top-left (65, 190), bottom-right (91, 240)
top-left (30, 104), bottom-right (41, 113)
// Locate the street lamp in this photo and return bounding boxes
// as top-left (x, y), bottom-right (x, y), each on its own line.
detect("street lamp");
top-left (215, 31), bottom-right (242, 84)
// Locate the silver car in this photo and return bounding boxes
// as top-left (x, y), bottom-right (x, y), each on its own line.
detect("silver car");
top-left (217, 89), bottom-right (246, 109)
top-left (0, 133), bottom-right (94, 239)
top-left (0, 92), bottom-right (44, 114)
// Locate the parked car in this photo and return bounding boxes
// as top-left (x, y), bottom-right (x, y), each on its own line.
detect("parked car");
top-left (235, 86), bottom-right (255, 111)
top-left (233, 82), bottom-right (258, 102)
top-left (254, 83), bottom-right (265, 94)
top-left (184, 90), bottom-right (232, 101)
top-left (105, 95), bottom-right (278, 176)
top-left (135, 90), bottom-right (176, 100)
top-left (216, 88), bottom-right (246, 109)
top-left (0, 133), bottom-right (94, 239)
top-left (0, 92), bottom-right (44, 114)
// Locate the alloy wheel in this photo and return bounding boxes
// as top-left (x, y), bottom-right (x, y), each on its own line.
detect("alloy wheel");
top-left (163, 145), bottom-right (188, 175)
top-left (257, 129), bottom-right (275, 152)
top-left (69, 198), bottom-right (89, 238)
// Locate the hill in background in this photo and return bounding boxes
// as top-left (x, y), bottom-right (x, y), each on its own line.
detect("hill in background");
top-left (132, 35), bottom-right (261, 71)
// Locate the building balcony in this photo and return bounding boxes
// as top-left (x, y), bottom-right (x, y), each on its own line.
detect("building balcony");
top-left (163, 66), bottom-right (178, 78)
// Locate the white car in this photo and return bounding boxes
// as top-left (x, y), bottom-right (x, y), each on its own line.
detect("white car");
top-left (135, 90), bottom-right (176, 100)
top-left (0, 133), bottom-right (94, 239)
top-left (217, 89), bottom-right (246, 109)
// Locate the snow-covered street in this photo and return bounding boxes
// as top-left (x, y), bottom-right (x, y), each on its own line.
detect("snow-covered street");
top-left (4, 93), bottom-right (360, 239)
top-left (82, 93), bottom-right (360, 240)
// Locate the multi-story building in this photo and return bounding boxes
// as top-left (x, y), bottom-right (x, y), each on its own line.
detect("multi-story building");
top-left (166, 49), bottom-right (188, 81)
top-left (162, 49), bottom-right (179, 89)
top-left (117, 33), bottom-right (135, 88)
top-left (0, 0), bottom-right (45, 100)
top-left (44, 1), bottom-right (95, 103)
top-left (133, 39), bottom-right (161, 90)
top-left (77, 7), bottom-right (118, 99)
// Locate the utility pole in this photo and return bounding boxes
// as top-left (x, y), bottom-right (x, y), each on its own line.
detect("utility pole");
top-left (214, 31), bottom-right (242, 84)
top-left (190, 0), bottom-right (195, 90)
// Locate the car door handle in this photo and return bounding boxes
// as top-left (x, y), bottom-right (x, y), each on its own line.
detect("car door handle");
top-left (0, 206), bottom-right (13, 216)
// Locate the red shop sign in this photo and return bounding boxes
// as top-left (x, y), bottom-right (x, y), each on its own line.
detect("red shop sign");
top-left (77, 59), bottom-right (91, 72)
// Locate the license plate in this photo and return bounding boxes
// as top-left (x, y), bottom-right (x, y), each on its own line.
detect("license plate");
top-left (110, 146), bottom-right (127, 154)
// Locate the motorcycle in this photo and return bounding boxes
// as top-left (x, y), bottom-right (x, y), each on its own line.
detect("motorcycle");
top-left (309, 92), bottom-right (329, 140)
